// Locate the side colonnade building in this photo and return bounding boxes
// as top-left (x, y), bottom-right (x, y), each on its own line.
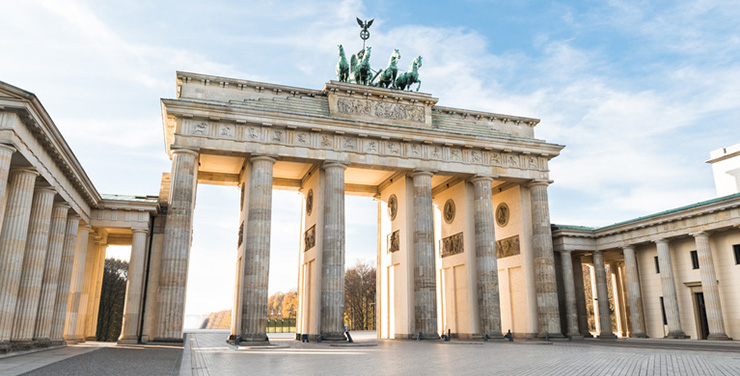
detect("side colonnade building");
top-left (0, 81), bottom-right (158, 352)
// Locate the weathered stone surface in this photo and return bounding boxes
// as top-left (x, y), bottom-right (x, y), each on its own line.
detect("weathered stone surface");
top-left (119, 228), bottom-right (149, 343)
top-left (320, 162), bottom-right (346, 341)
top-left (593, 250), bottom-right (616, 339)
top-left (411, 171), bottom-right (438, 339)
top-left (472, 176), bottom-right (502, 338)
top-left (654, 239), bottom-right (687, 339)
top-left (693, 232), bottom-right (731, 340)
top-left (50, 214), bottom-right (80, 345)
top-left (622, 246), bottom-right (647, 338)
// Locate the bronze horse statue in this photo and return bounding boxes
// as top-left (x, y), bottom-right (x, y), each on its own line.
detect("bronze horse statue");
top-left (395, 56), bottom-right (422, 91)
top-left (336, 45), bottom-right (349, 82)
top-left (351, 47), bottom-right (372, 85)
top-left (372, 49), bottom-right (401, 89)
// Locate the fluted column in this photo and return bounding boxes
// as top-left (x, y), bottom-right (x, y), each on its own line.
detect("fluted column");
top-left (559, 250), bottom-right (580, 337)
top-left (239, 156), bottom-right (275, 343)
top-left (0, 167), bottom-right (39, 352)
top-left (119, 228), bottom-right (149, 343)
top-left (63, 224), bottom-right (90, 344)
top-left (572, 254), bottom-right (590, 337)
top-left (320, 162), bottom-right (347, 341)
top-left (411, 170), bottom-right (438, 339)
top-left (692, 232), bottom-right (730, 340)
top-left (0, 144), bottom-right (17, 231)
top-left (10, 187), bottom-right (56, 349)
top-left (50, 214), bottom-right (80, 345)
top-left (528, 181), bottom-right (563, 338)
top-left (155, 148), bottom-right (199, 342)
top-left (654, 239), bottom-right (687, 338)
top-left (76, 235), bottom-right (99, 342)
top-left (471, 176), bottom-right (502, 338)
top-left (32, 202), bottom-right (70, 347)
top-left (593, 250), bottom-right (615, 339)
top-left (622, 246), bottom-right (647, 338)
top-left (85, 240), bottom-right (107, 340)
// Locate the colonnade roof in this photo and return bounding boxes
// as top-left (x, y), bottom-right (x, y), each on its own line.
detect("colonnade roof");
top-left (0, 80), bottom-right (159, 220)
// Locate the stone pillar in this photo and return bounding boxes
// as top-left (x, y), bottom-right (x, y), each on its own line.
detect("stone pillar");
top-left (572, 254), bottom-right (591, 337)
top-left (610, 262), bottom-right (627, 337)
top-left (622, 246), bottom-right (647, 338)
top-left (50, 214), bottom-right (80, 346)
top-left (76, 236), bottom-right (98, 342)
top-left (32, 202), bottom-right (70, 347)
top-left (239, 156), bottom-right (275, 343)
top-left (63, 224), bottom-right (90, 344)
top-left (559, 250), bottom-right (581, 338)
top-left (0, 144), bottom-right (17, 231)
top-left (471, 176), bottom-right (503, 338)
top-left (155, 148), bottom-right (198, 342)
top-left (593, 250), bottom-right (615, 339)
top-left (10, 187), bottom-right (56, 349)
top-left (528, 181), bottom-right (563, 338)
top-left (411, 170), bottom-right (438, 339)
top-left (320, 162), bottom-right (347, 341)
top-left (654, 239), bottom-right (687, 338)
top-left (0, 167), bottom-right (38, 352)
top-left (692, 232), bottom-right (731, 340)
top-left (119, 228), bottom-right (149, 343)
top-left (85, 240), bottom-right (107, 340)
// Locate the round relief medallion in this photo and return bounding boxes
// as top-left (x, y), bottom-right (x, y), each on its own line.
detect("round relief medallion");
top-left (443, 199), bottom-right (455, 224)
top-left (388, 194), bottom-right (398, 220)
top-left (306, 189), bottom-right (314, 216)
top-left (496, 202), bottom-right (510, 227)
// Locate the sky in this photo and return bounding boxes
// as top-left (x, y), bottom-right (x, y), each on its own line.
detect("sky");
top-left (1, 0), bottom-right (738, 318)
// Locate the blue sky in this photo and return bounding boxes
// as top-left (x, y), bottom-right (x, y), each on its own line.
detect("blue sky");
top-left (1, 0), bottom-right (738, 317)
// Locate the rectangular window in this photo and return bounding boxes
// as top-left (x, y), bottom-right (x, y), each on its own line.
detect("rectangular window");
top-left (734, 244), bottom-right (740, 265)
top-left (654, 256), bottom-right (660, 274)
top-left (660, 297), bottom-right (667, 325)
top-left (691, 250), bottom-right (699, 270)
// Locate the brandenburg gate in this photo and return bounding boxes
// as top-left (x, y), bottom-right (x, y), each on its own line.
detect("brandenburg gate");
top-left (146, 70), bottom-right (565, 343)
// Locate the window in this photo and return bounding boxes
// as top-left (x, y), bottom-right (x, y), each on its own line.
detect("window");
top-left (690, 250), bottom-right (699, 270)
top-left (734, 244), bottom-right (740, 265)
top-left (660, 297), bottom-right (667, 325)
top-left (654, 256), bottom-right (660, 274)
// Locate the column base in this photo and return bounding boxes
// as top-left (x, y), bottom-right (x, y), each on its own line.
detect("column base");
top-left (49, 339), bottom-right (67, 347)
top-left (10, 340), bottom-right (34, 351)
top-left (568, 335), bottom-right (585, 340)
top-left (665, 331), bottom-right (689, 339)
top-left (117, 335), bottom-right (140, 344)
top-left (319, 332), bottom-right (348, 342)
top-left (75, 336), bottom-right (86, 343)
top-left (32, 338), bottom-right (52, 348)
top-left (151, 337), bottom-right (184, 345)
top-left (631, 332), bottom-right (648, 338)
top-left (597, 332), bottom-right (618, 340)
top-left (0, 340), bottom-right (10, 353)
top-left (85, 336), bottom-right (97, 341)
top-left (707, 333), bottom-right (732, 341)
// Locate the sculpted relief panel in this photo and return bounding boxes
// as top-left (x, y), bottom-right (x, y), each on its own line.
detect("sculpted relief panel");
top-left (335, 97), bottom-right (425, 123)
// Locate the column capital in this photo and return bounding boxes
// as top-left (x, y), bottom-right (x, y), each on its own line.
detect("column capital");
top-left (53, 202), bottom-right (71, 210)
top-left (526, 179), bottom-right (554, 188)
top-left (34, 186), bottom-right (57, 195)
top-left (410, 169), bottom-right (435, 178)
top-left (470, 175), bottom-right (496, 184)
top-left (652, 238), bottom-right (669, 245)
top-left (68, 213), bottom-right (81, 221)
top-left (10, 166), bottom-right (39, 177)
top-left (322, 161), bottom-right (348, 170)
top-left (0, 143), bottom-right (16, 154)
top-left (79, 223), bottom-right (93, 231)
top-left (689, 230), bottom-right (710, 238)
top-left (131, 227), bottom-right (149, 235)
top-left (560, 249), bottom-right (573, 255)
top-left (622, 245), bottom-right (635, 251)
top-left (249, 155), bottom-right (277, 164)
top-left (170, 146), bottom-right (200, 157)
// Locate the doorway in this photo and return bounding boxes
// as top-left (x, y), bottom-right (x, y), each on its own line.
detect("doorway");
top-left (694, 292), bottom-right (709, 340)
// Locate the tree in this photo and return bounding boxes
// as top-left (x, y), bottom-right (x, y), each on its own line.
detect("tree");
top-left (344, 260), bottom-right (376, 330)
top-left (96, 258), bottom-right (128, 342)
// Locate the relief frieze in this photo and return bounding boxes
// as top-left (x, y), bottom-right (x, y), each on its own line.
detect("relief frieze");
top-left (440, 232), bottom-right (464, 258)
top-left (335, 97), bottom-right (425, 123)
top-left (496, 235), bottom-right (520, 259)
top-left (387, 230), bottom-right (400, 253)
top-left (304, 224), bottom-right (316, 251)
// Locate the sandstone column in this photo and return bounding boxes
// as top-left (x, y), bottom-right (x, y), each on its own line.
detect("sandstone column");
top-left (50, 214), bottom-right (80, 346)
top-left (528, 181), bottom-right (563, 338)
top-left (155, 148), bottom-right (198, 342)
top-left (471, 176), bottom-right (503, 338)
top-left (10, 187), bottom-right (56, 349)
top-left (559, 250), bottom-right (580, 338)
top-left (572, 254), bottom-right (591, 337)
top-left (320, 162), bottom-right (347, 341)
top-left (411, 170), bottom-right (438, 339)
top-left (622, 246), bottom-right (647, 337)
top-left (0, 144), bottom-right (17, 231)
top-left (119, 228), bottom-right (149, 343)
top-left (239, 156), bottom-right (275, 343)
top-left (654, 239), bottom-right (687, 338)
top-left (85, 240), bottom-right (107, 340)
top-left (76, 235), bottom-right (99, 342)
top-left (692, 232), bottom-right (731, 340)
top-left (32, 202), bottom-right (70, 346)
top-left (593, 250), bottom-right (615, 339)
top-left (0, 167), bottom-right (39, 352)
top-left (63, 225), bottom-right (90, 344)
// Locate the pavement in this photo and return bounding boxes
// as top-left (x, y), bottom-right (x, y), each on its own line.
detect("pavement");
top-left (2, 330), bottom-right (740, 375)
